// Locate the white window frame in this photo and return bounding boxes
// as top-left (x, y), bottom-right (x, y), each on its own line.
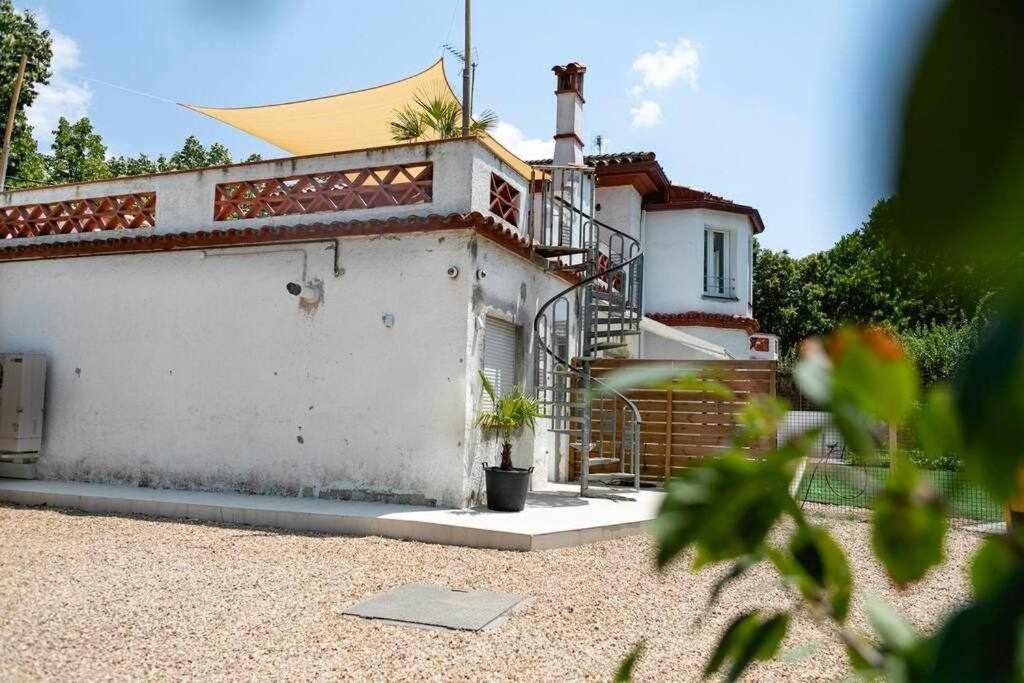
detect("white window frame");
top-left (703, 226), bottom-right (735, 298)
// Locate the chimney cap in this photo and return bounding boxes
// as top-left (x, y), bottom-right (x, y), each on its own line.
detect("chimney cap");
top-left (552, 62), bottom-right (587, 100)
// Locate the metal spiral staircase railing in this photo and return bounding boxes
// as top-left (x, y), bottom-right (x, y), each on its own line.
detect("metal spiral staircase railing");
top-left (529, 165), bottom-right (644, 496)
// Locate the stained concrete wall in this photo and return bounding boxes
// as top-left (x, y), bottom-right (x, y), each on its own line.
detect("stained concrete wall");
top-left (461, 237), bottom-right (575, 495)
top-left (0, 230), bottom-right (492, 508)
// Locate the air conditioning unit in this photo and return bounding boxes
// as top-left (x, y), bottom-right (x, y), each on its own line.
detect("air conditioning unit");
top-left (0, 353), bottom-right (47, 456)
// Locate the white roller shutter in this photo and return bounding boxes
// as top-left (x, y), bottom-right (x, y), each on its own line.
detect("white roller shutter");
top-left (482, 317), bottom-right (519, 410)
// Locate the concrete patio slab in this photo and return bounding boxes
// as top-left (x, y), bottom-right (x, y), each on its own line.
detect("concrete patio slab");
top-left (0, 479), bottom-right (661, 551)
top-left (342, 583), bottom-right (523, 631)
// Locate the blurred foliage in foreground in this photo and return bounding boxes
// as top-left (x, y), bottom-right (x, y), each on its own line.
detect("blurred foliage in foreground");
top-left (617, 1), bottom-right (1024, 680)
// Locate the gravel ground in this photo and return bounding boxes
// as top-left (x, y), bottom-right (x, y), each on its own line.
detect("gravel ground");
top-left (0, 502), bottom-right (979, 682)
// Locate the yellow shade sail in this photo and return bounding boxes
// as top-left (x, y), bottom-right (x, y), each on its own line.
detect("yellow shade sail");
top-left (182, 59), bottom-right (532, 179)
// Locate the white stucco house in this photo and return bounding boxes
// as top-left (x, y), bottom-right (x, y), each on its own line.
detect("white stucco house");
top-left (0, 60), bottom-right (771, 508)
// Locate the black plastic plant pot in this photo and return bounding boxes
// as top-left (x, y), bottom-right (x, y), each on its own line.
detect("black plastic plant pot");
top-left (483, 465), bottom-right (534, 512)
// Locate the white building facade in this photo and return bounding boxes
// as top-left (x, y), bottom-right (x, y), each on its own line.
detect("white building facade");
top-left (0, 62), bottom-right (771, 507)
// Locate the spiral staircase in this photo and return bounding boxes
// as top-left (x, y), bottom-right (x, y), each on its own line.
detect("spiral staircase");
top-left (530, 165), bottom-right (644, 495)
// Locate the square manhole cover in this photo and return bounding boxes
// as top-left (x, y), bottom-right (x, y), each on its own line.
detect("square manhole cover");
top-left (342, 583), bottom-right (524, 631)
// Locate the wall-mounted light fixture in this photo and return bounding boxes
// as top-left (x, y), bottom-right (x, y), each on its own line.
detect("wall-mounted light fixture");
top-left (382, 313), bottom-right (395, 328)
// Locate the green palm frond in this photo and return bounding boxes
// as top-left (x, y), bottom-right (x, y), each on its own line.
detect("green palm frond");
top-left (389, 105), bottom-right (427, 141)
top-left (389, 91), bottom-right (499, 142)
top-left (476, 371), bottom-right (541, 443)
top-left (470, 109), bottom-right (498, 134)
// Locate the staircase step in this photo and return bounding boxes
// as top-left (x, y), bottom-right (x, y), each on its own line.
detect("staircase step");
top-left (588, 341), bottom-right (629, 351)
top-left (550, 262), bottom-right (590, 273)
top-left (535, 245), bottom-right (590, 258)
top-left (587, 472), bottom-right (639, 482)
top-left (584, 457), bottom-right (622, 466)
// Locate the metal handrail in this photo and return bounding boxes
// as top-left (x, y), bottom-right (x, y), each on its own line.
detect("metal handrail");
top-left (531, 180), bottom-right (644, 493)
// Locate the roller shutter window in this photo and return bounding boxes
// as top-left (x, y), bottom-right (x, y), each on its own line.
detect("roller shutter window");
top-left (482, 317), bottom-right (519, 411)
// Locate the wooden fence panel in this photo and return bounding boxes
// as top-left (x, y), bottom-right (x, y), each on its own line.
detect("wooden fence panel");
top-left (568, 358), bottom-right (778, 485)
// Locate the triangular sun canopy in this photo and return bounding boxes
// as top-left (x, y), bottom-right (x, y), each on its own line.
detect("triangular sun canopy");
top-left (182, 59), bottom-right (531, 177)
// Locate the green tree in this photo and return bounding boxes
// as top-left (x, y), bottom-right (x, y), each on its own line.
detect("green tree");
top-left (159, 135), bottom-right (234, 171)
top-left (0, 0), bottom-right (53, 188)
top-left (108, 153), bottom-right (158, 178)
top-left (754, 197), bottom-right (997, 356)
top-left (46, 117), bottom-right (111, 184)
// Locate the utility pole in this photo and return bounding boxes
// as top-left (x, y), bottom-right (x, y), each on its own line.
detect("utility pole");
top-left (461, 0), bottom-right (471, 137)
top-left (0, 54), bottom-right (29, 193)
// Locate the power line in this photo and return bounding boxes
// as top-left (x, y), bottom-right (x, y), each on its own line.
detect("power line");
top-left (77, 75), bottom-right (179, 106)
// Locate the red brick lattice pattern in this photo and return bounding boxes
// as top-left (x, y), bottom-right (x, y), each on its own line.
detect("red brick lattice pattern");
top-left (1, 193), bottom-right (156, 239)
top-left (488, 173), bottom-right (520, 226)
top-left (213, 163), bottom-right (433, 221)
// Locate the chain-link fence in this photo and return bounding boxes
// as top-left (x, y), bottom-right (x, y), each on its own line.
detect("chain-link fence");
top-left (777, 372), bottom-right (1001, 526)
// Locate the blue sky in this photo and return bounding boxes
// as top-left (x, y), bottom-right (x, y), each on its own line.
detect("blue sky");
top-left (20, 0), bottom-right (940, 255)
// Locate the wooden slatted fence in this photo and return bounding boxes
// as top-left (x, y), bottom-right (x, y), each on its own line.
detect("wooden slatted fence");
top-left (569, 358), bottom-right (778, 485)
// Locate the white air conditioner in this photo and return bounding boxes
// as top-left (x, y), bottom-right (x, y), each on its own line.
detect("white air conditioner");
top-left (0, 353), bottom-right (47, 455)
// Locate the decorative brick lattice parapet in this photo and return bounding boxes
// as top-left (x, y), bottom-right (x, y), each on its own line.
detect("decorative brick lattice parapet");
top-left (213, 162), bottom-right (433, 221)
top-left (488, 173), bottom-right (520, 226)
top-left (1, 193), bottom-right (156, 239)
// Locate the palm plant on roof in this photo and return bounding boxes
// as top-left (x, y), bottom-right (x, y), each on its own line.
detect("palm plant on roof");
top-left (389, 92), bottom-right (498, 142)
top-left (476, 371), bottom-right (540, 470)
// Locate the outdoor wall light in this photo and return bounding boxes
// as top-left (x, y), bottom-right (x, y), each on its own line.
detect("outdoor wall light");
top-left (382, 313), bottom-right (395, 328)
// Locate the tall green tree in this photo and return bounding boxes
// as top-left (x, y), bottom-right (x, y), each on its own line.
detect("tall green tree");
top-left (0, 0), bottom-right (53, 188)
top-left (754, 196), bottom-right (998, 356)
top-left (47, 117), bottom-right (110, 184)
top-left (160, 135), bottom-right (233, 171)
top-left (107, 153), bottom-right (157, 178)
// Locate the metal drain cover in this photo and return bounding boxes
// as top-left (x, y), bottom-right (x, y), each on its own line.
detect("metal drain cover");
top-left (342, 583), bottom-right (524, 631)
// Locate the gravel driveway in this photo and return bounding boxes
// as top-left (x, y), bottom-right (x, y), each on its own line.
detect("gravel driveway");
top-left (0, 503), bottom-right (979, 681)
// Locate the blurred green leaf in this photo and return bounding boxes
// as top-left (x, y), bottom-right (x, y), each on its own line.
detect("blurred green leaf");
top-left (597, 365), bottom-right (735, 400)
top-left (793, 341), bottom-right (832, 406)
top-left (916, 568), bottom-right (1024, 682)
top-left (864, 595), bottom-right (917, 653)
top-left (871, 458), bottom-right (947, 586)
top-left (704, 611), bottom-right (790, 681)
top-left (734, 395), bottom-right (789, 448)
top-left (914, 385), bottom-right (963, 466)
top-left (971, 536), bottom-right (1022, 600)
top-left (829, 328), bottom-right (919, 427)
top-left (954, 300), bottom-right (1024, 501)
top-left (895, 0), bottom-right (1024, 268)
top-left (769, 525), bottom-right (853, 623)
top-left (654, 450), bottom-right (798, 569)
top-left (615, 639), bottom-right (645, 682)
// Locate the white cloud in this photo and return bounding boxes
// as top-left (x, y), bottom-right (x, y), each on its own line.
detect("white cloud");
top-left (490, 121), bottom-right (554, 161)
top-left (630, 100), bottom-right (662, 128)
top-left (628, 84), bottom-right (644, 98)
top-left (631, 38), bottom-right (700, 92)
top-left (24, 9), bottom-right (92, 146)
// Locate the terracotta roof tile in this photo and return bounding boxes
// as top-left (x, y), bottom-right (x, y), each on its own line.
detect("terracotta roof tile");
top-left (0, 212), bottom-right (542, 266)
top-left (648, 311), bottom-right (760, 335)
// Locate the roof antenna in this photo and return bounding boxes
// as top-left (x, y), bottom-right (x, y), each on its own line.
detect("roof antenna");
top-left (442, 30), bottom-right (478, 122)
top-left (593, 134), bottom-right (605, 155)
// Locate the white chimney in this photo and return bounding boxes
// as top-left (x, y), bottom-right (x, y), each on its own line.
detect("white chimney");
top-left (552, 62), bottom-right (586, 166)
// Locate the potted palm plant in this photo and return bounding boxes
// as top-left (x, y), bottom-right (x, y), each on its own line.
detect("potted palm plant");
top-left (477, 371), bottom-right (542, 512)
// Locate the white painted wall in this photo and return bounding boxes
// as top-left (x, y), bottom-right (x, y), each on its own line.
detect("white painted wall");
top-left (595, 185), bottom-right (642, 241)
top-left (0, 230), bottom-right (489, 508)
top-left (639, 318), bottom-right (731, 360)
top-left (1, 138), bottom-right (528, 245)
top-left (643, 208), bottom-right (755, 318)
top-left (677, 326), bottom-right (751, 360)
